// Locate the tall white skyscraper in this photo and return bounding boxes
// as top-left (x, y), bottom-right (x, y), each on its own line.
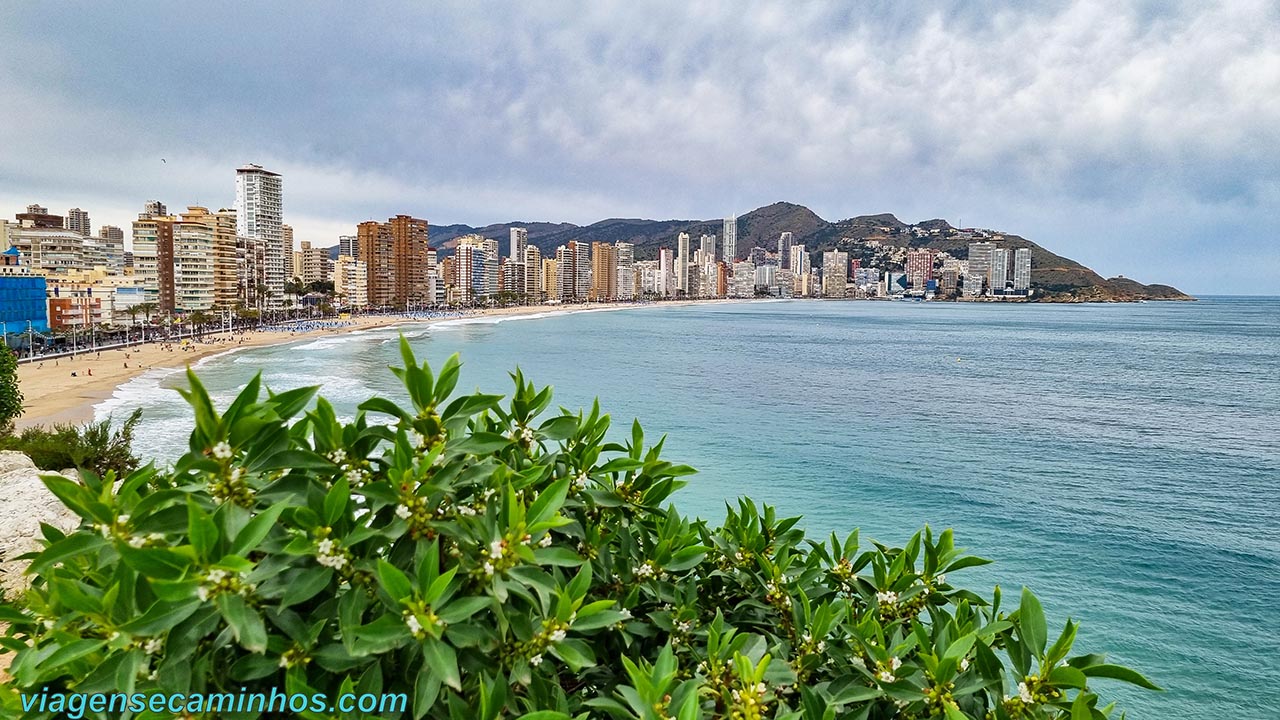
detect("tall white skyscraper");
top-left (789, 245), bottom-right (810, 275)
top-left (615, 242), bottom-right (635, 300)
top-left (967, 242), bottom-right (995, 297)
top-left (722, 216), bottom-right (737, 263)
top-left (676, 232), bottom-right (690, 293)
top-left (510, 227), bottom-right (527, 261)
top-left (1013, 247), bottom-right (1032, 293)
top-left (699, 234), bottom-right (716, 264)
top-left (777, 232), bottom-right (793, 269)
top-left (235, 164), bottom-right (284, 305)
top-left (990, 247), bottom-right (1010, 294)
top-left (66, 208), bottom-right (91, 236)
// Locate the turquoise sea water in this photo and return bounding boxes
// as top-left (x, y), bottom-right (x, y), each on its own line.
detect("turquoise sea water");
top-left (104, 297), bottom-right (1280, 719)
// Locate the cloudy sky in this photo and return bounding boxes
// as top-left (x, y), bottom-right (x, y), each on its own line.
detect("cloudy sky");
top-left (1, 1), bottom-right (1276, 294)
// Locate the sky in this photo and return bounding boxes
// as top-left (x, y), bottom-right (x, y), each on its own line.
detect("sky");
top-left (0, 1), bottom-right (1276, 294)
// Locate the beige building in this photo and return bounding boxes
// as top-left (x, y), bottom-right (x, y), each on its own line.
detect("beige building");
top-left (333, 254), bottom-right (368, 308)
top-left (180, 207), bottom-right (238, 307)
top-left (292, 241), bottom-right (332, 285)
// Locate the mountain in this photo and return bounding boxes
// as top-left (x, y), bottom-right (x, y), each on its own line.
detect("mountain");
top-left (331, 202), bottom-right (1192, 301)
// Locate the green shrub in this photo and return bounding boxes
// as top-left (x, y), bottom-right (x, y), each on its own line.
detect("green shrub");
top-left (0, 409), bottom-right (143, 477)
top-left (0, 341), bottom-right (1156, 719)
top-left (0, 348), bottom-right (21, 434)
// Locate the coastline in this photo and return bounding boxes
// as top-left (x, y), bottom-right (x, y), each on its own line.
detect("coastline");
top-left (13, 300), bottom-right (724, 430)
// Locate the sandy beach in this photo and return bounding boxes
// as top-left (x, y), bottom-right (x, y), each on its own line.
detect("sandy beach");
top-left (13, 301), bottom-right (718, 430)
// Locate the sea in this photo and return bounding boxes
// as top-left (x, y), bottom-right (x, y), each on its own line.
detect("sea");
top-left (98, 297), bottom-right (1280, 719)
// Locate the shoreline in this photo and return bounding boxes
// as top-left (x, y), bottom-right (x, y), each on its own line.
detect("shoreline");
top-left (13, 300), bottom-right (725, 430)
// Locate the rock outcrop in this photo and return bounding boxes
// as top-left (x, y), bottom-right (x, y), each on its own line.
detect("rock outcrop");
top-left (0, 451), bottom-right (80, 597)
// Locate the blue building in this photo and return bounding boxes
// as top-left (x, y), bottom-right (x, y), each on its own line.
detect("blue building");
top-left (1, 246), bottom-right (49, 343)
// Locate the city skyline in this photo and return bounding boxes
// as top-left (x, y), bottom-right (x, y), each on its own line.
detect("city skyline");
top-left (1, 2), bottom-right (1277, 295)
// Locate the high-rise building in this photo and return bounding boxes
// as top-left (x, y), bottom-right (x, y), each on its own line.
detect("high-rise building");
top-left (675, 232), bottom-right (690, 294)
top-left (657, 247), bottom-right (674, 298)
top-left (172, 217), bottom-right (215, 311)
top-left (510, 227), bottom-right (527, 261)
top-left (615, 242), bottom-right (635, 300)
top-left (235, 164), bottom-right (284, 305)
top-left (131, 202), bottom-right (171, 304)
top-left (65, 208), bottom-right (91, 236)
top-left (542, 258), bottom-right (558, 301)
top-left (482, 238), bottom-right (500, 299)
top-left (700, 234), bottom-right (716, 263)
top-left (590, 242), bottom-right (617, 300)
top-left (454, 239), bottom-right (486, 302)
top-left (789, 245), bottom-right (810, 276)
top-left (555, 241), bottom-right (591, 300)
top-left (990, 248), bottom-right (1010, 294)
top-left (906, 249), bottom-right (936, 289)
top-left (98, 225), bottom-right (125, 273)
top-left (523, 246), bottom-right (542, 301)
top-left (339, 235), bottom-right (358, 258)
top-left (822, 250), bottom-right (849, 297)
top-left (722, 216), bottom-right (737, 263)
top-left (294, 241), bottom-right (333, 285)
top-left (730, 261), bottom-right (755, 298)
top-left (967, 242), bottom-right (995, 297)
top-left (180, 207), bottom-right (239, 308)
top-left (358, 215), bottom-right (431, 306)
top-left (333, 255), bottom-right (368, 308)
top-left (1013, 248), bottom-right (1032, 293)
top-left (777, 232), bottom-right (793, 269)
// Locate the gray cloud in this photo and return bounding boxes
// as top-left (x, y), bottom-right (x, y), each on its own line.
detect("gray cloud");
top-left (0, 0), bottom-right (1276, 293)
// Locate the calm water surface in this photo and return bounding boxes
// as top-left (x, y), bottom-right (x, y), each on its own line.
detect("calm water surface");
top-left (102, 297), bottom-right (1280, 719)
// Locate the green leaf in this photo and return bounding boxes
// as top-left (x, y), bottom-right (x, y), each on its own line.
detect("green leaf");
top-left (118, 545), bottom-right (193, 580)
top-left (325, 476), bottom-right (350, 525)
top-left (1019, 587), bottom-right (1047, 658)
top-left (533, 546), bottom-right (585, 567)
top-left (187, 498), bottom-right (218, 561)
top-left (377, 559), bottom-right (415, 602)
top-left (1079, 663), bottom-right (1163, 691)
top-left (527, 476), bottom-right (570, 526)
top-left (231, 501), bottom-right (288, 555)
top-left (422, 638), bottom-right (461, 691)
top-left (217, 593), bottom-right (268, 653)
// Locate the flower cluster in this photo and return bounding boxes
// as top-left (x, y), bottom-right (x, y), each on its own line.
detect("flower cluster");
top-left (764, 579), bottom-right (793, 610)
top-left (829, 556), bottom-right (860, 595)
top-left (727, 680), bottom-right (770, 720)
top-left (510, 424), bottom-right (537, 448)
top-left (477, 533), bottom-right (530, 578)
top-left (402, 599), bottom-right (444, 641)
top-left (875, 656), bottom-right (903, 684)
top-left (208, 459), bottom-right (254, 507)
top-left (521, 618), bottom-right (570, 668)
top-left (196, 568), bottom-right (255, 602)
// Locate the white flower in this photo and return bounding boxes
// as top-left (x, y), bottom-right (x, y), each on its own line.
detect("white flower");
top-left (328, 449), bottom-right (346, 464)
top-left (538, 534), bottom-right (553, 548)
top-left (876, 591), bottom-right (898, 604)
top-left (618, 608), bottom-right (632, 620)
top-left (850, 656), bottom-right (865, 670)
top-left (146, 533), bottom-right (165, 543)
top-left (877, 670), bottom-right (895, 683)
top-left (278, 655), bottom-right (290, 668)
top-left (549, 629), bottom-right (567, 642)
top-left (395, 504), bottom-right (412, 520)
top-left (633, 562), bottom-right (655, 578)
top-left (960, 657), bottom-right (970, 671)
top-left (108, 631), bottom-right (121, 641)
top-left (211, 442), bottom-right (232, 459)
top-left (936, 574), bottom-right (947, 584)
top-left (802, 632), bottom-right (812, 644)
top-left (127, 536), bottom-right (146, 548)
top-left (489, 539), bottom-right (504, 559)
top-left (890, 656), bottom-right (902, 671)
top-left (573, 471), bottom-right (589, 490)
top-left (405, 615), bottom-right (424, 635)
top-left (1018, 682), bottom-right (1034, 704)
top-left (229, 466), bottom-right (243, 482)
top-left (143, 637), bottom-right (163, 654)
top-left (676, 620), bottom-right (692, 633)
top-left (816, 641), bottom-right (827, 653)
top-left (483, 561), bottom-right (495, 576)
top-left (196, 586), bottom-right (210, 601)
top-left (458, 505), bottom-right (477, 517)
top-left (206, 569), bottom-right (228, 583)
top-left (317, 553), bottom-right (348, 570)
top-left (316, 539), bottom-right (335, 556)
top-left (116, 514), bottom-right (130, 525)
top-left (42, 618), bottom-right (55, 630)
top-left (529, 654), bottom-right (543, 667)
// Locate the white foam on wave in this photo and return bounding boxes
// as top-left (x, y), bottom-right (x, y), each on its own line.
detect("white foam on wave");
top-left (93, 366), bottom-right (185, 422)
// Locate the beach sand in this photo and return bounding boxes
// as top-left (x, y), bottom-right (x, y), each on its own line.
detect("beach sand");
top-left (14, 301), bottom-right (717, 430)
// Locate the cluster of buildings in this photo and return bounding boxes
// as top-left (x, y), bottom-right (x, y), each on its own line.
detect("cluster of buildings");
top-left (2, 172), bottom-right (1038, 344)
